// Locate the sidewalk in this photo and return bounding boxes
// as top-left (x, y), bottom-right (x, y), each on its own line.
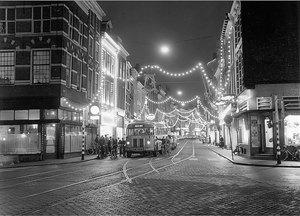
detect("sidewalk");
top-left (206, 144), bottom-right (300, 168)
top-left (0, 154), bottom-right (98, 169)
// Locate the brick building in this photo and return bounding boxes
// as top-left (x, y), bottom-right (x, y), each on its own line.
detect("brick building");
top-left (0, 1), bottom-right (105, 161)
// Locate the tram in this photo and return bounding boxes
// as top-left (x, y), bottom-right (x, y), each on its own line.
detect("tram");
top-left (125, 120), bottom-right (167, 157)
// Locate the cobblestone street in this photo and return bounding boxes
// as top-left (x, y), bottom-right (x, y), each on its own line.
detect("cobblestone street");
top-left (29, 160), bottom-right (300, 215)
top-left (1, 142), bottom-right (300, 215)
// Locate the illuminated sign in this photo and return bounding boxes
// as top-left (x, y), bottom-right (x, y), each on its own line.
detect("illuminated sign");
top-left (90, 106), bottom-right (99, 115)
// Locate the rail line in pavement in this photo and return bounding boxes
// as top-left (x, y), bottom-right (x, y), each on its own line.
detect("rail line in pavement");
top-left (4, 139), bottom-right (194, 215)
top-left (30, 141), bottom-right (195, 215)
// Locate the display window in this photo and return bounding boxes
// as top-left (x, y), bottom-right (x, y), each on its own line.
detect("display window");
top-left (284, 115), bottom-right (300, 146)
top-left (238, 117), bottom-right (249, 144)
top-left (0, 124), bottom-right (40, 154)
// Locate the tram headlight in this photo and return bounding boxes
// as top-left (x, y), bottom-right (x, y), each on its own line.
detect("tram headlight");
top-left (147, 141), bottom-right (150, 145)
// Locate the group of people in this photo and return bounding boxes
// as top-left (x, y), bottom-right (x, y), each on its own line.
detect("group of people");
top-left (157, 135), bottom-right (172, 157)
top-left (94, 134), bottom-right (126, 159)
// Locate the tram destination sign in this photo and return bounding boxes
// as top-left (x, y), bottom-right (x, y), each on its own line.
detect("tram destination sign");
top-left (134, 124), bottom-right (144, 128)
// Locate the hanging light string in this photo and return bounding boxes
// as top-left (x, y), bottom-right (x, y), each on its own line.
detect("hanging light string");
top-left (146, 95), bottom-right (199, 105)
top-left (140, 62), bottom-right (225, 97)
top-left (140, 63), bottom-right (202, 77)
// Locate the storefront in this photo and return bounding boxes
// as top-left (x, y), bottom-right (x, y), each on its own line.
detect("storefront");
top-left (0, 108), bottom-right (97, 161)
top-left (284, 114), bottom-right (300, 146)
top-left (235, 111), bottom-right (275, 157)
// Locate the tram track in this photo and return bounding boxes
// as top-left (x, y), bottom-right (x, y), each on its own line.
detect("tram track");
top-left (30, 149), bottom-right (195, 215)
top-left (3, 140), bottom-right (194, 215)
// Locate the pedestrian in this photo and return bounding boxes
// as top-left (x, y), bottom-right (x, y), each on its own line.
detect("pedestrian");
top-left (161, 137), bottom-right (166, 157)
top-left (99, 135), bottom-right (105, 159)
top-left (119, 137), bottom-right (126, 157)
top-left (104, 134), bottom-right (109, 157)
top-left (208, 135), bottom-right (211, 144)
top-left (112, 135), bottom-right (118, 157)
top-left (94, 134), bottom-right (99, 158)
top-left (108, 136), bottom-right (112, 156)
top-left (219, 135), bottom-right (224, 149)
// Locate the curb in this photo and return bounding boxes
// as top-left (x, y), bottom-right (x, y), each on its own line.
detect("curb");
top-left (0, 156), bottom-right (98, 169)
top-left (207, 146), bottom-right (300, 168)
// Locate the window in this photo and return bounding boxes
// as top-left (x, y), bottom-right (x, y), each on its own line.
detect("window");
top-left (102, 49), bottom-right (107, 69)
top-left (0, 110), bottom-right (14, 120)
top-left (234, 14), bottom-right (242, 47)
top-left (44, 109), bottom-right (57, 119)
top-left (29, 109), bottom-right (40, 120)
top-left (15, 110), bottom-right (29, 120)
top-left (16, 7), bottom-right (32, 33)
top-left (95, 42), bottom-right (99, 62)
top-left (88, 36), bottom-right (94, 57)
top-left (78, 21), bottom-right (83, 46)
top-left (33, 6), bottom-right (50, 33)
top-left (0, 8), bottom-right (15, 34)
top-left (76, 60), bottom-right (82, 91)
top-left (66, 54), bottom-right (71, 87)
top-left (235, 50), bottom-right (244, 95)
top-left (68, 12), bottom-right (73, 39)
top-left (95, 73), bottom-right (99, 93)
top-left (0, 51), bottom-right (15, 85)
top-left (33, 50), bottom-right (50, 84)
top-left (87, 69), bottom-right (92, 99)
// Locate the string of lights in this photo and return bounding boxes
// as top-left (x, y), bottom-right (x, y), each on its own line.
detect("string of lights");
top-left (140, 63), bottom-right (202, 77)
top-left (146, 95), bottom-right (199, 105)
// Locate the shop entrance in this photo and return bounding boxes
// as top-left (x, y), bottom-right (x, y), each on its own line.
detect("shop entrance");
top-left (44, 124), bottom-right (58, 159)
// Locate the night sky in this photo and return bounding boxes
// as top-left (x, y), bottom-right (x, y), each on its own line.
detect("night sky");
top-left (98, 1), bottom-right (232, 110)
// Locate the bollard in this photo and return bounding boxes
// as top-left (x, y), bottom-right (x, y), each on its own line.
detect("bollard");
top-left (276, 145), bottom-right (281, 164)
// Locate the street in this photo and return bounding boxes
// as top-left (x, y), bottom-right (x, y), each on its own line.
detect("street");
top-left (1, 139), bottom-right (300, 215)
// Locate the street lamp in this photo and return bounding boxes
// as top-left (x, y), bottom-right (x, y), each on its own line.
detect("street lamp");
top-left (160, 45), bottom-right (170, 54)
top-left (177, 91), bottom-right (182, 96)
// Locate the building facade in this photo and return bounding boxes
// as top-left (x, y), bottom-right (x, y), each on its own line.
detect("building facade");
top-left (0, 1), bottom-right (107, 161)
top-left (209, 0), bottom-right (300, 158)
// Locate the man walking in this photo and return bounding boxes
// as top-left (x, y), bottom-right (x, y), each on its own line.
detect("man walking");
top-left (99, 135), bottom-right (105, 159)
top-left (119, 137), bottom-right (126, 157)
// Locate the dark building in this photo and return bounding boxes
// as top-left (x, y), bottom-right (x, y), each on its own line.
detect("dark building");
top-left (241, 1), bottom-right (300, 88)
top-left (0, 1), bottom-right (105, 161)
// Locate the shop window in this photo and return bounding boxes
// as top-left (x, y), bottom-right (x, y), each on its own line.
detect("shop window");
top-left (29, 109), bottom-right (40, 120)
top-left (0, 110), bottom-right (14, 120)
top-left (15, 110), bottom-right (28, 120)
top-left (44, 109), bottom-right (57, 119)
top-left (64, 125), bottom-right (81, 153)
top-left (238, 118), bottom-right (248, 144)
top-left (0, 124), bottom-right (40, 154)
top-left (284, 115), bottom-right (300, 145)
